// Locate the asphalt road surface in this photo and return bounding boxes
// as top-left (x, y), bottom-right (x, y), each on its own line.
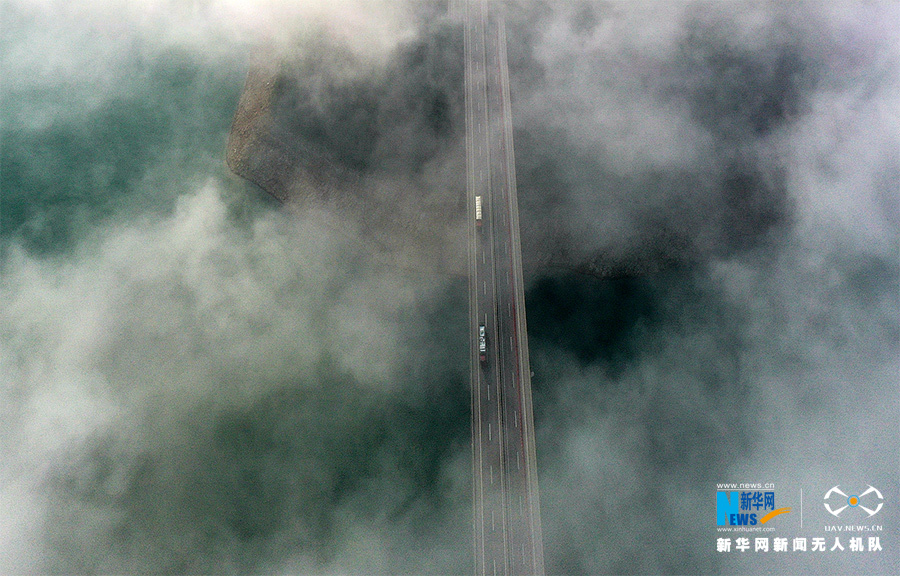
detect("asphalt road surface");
top-left (464, 2), bottom-right (545, 575)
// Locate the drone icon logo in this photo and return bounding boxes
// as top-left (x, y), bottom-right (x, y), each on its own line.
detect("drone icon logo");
top-left (824, 485), bottom-right (883, 518)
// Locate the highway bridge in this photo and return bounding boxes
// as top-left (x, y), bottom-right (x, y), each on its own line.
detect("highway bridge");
top-left (464, 1), bottom-right (545, 575)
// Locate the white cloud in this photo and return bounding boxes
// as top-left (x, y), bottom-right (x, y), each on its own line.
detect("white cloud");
top-left (0, 181), bottom-right (453, 572)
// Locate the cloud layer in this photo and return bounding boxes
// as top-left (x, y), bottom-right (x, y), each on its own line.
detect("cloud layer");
top-left (2, 1), bottom-right (898, 574)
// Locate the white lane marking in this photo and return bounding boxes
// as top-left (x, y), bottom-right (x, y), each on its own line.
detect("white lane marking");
top-left (510, 336), bottom-right (513, 347)
top-left (517, 451), bottom-right (520, 470)
top-left (490, 465), bottom-right (493, 484)
top-left (487, 384), bottom-right (490, 401)
top-left (491, 509), bottom-right (495, 530)
top-left (493, 560), bottom-right (497, 576)
top-left (514, 411), bottom-right (518, 428)
top-left (482, 250), bottom-right (486, 263)
top-left (483, 280), bottom-right (486, 293)
top-left (488, 423), bottom-right (491, 441)
top-left (523, 543), bottom-right (526, 561)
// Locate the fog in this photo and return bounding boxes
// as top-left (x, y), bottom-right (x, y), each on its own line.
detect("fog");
top-left (2, 1), bottom-right (897, 574)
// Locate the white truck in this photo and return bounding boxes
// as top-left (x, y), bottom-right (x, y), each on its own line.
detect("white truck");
top-left (475, 195), bottom-right (482, 226)
top-left (478, 324), bottom-right (487, 363)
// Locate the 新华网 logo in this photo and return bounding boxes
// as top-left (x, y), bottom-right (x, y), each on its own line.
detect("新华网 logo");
top-left (717, 491), bottom-right (791, 526)
top-left (824, 485), bottom-right (883, 518)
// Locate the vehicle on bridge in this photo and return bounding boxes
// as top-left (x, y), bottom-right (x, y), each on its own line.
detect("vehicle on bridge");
top-left (478, 324), bottom-right (487, 362)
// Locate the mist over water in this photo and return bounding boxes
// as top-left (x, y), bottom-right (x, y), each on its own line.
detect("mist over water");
top-left (2, 1), bottom-right (898, 574)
